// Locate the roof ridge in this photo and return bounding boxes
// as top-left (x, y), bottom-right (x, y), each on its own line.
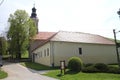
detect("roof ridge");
top-left (58, 30), bottom-right (101, 36)
top-left (51, 31), bottom-right (115, 45)
top-left (97, 35), bottom-right (115, 42)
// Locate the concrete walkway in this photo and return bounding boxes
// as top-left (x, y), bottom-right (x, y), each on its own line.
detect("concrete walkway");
top-left (1, 62), bottom-right (58, 80)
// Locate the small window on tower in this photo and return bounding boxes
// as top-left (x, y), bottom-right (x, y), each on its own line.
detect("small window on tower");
top-left (79, 48), bottom-right (82, 55)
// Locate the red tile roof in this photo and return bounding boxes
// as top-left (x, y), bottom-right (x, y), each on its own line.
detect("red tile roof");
top-left (33, 31), bottom-right (115, 45)
top-left (33, 32), bottom-right (57, 40)
top-left (31, 31), bottom-right (115, 52)
top-left (31, 32), bottom-right (57, 52)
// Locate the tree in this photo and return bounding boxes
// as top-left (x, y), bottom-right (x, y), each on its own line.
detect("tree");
top-left (0, 37), bottom-right (7, 55)
top-left (7, 10), bottom-right (36, 60)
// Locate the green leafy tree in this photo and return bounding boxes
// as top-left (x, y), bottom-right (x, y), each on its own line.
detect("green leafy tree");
top-left (0, 37), bottom-right (2, 55)
top-left (7, 10), bottom-right (36, 60)
top-left (0, 37), bottom-right (7, 55)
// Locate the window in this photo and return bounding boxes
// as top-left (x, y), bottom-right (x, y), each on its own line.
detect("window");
top-left (40, 51), bottom-right (42, 57)
top-left (39, 51), bottom-right (42, 58)
top-left (38, 53), bottom-right (40, 58)
top-left (37, 52), bottom-right (39, 58)
top-left (79, 48), bottom-right (82, 55)
top-left (38, 52), bottom-right (41, 58)
top-left (47, 48), bottom-right (49, 56)
top-left (34, 53), bottom-right (38, 58)
top-left (44, 49), bottom-right (46, 57)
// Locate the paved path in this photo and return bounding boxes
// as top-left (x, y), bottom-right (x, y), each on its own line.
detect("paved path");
top-left (1, 63), bottom-right (58, 80)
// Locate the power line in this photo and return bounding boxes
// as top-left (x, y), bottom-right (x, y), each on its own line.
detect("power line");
top-left (0, 0), bottom-right (4, 6)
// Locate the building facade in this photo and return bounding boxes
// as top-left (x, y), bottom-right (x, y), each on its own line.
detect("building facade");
top-left (32, 31), bottom-right (117, 66)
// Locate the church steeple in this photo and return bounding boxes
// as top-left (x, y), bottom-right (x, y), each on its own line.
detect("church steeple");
top-left (30, 4), bottom-right (39, 34)
top-left (30, 5), bottom-right (37, 18)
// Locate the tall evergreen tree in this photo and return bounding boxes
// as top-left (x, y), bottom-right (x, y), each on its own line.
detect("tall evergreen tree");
top-left (7, 10), bottom-right (36, 60)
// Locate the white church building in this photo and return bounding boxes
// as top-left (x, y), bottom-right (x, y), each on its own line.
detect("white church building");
top-left (31, 31), bottom-right (117, 66)
top-left (30, 6), bottom-right (117, 67)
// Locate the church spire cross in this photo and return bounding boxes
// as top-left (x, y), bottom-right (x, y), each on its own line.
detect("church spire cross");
top-left (33, 1), bottom-right (35, 7)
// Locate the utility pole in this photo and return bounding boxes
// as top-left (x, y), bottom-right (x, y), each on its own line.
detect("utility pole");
top-left (113, 29), bottom-right (120, 67)
top-left (112, 9), bottom-right (120, 68)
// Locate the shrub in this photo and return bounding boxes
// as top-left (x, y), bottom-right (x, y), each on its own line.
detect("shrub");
top-left (82, 66), bottom-right (99, 73)
top-left (107, 66), bottom-right (120, 74)
top-left (82, 63), bottom-right (120, 74)
top-left (68, 57), bottom-right (82, 72)
top-left (84, 63), bottom-right (93, 67)
top-left (94, 63), bottom-right (108, 72)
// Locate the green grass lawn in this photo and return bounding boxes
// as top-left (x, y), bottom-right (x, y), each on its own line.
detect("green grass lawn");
top-left (44, 70), bottom-right (120, 80)
top-left (0, 69), bottom-right (8, 79)
top-left (20, 62), bottom-right (55, 70)
top-left (20, 62), bottom-right (120, 80)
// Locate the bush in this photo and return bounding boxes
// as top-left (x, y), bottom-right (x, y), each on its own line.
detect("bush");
top-left (82, 63), bottom-right (109, 73)
top-left (68, 57), bottom-right (82, 72)
top-left (82, 66), bottom-right (99, 73)
top-left (107, 66), bottom-right (120, 74)
top-left (82, 63), bottom-right (120, 74)
top-left (94, 63), bottom-right (108, 72)
top-left (84, 63), bottom-right (93, 67)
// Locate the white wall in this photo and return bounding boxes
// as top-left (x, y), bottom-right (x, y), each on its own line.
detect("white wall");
top-left (33, 42), bottom-right (51, 66)
top-left (52, 41), bottom-right (117, 66)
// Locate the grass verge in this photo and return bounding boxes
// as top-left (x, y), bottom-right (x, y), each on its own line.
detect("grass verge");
top-left (44, 69), bottom-right (120, 80)
top-left (20, 62), bottom-right (56, 70)
top-left (0, 69), bottom-right (8, 79)
top-left (21, 62), bottom-right (120, 80)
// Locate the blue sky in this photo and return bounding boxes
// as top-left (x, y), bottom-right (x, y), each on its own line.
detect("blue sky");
top-left (0, 0), bottom-right (120, 38)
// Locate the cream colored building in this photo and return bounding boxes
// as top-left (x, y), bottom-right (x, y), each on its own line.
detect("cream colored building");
top-left (31, 31), bottom-right (117, 67)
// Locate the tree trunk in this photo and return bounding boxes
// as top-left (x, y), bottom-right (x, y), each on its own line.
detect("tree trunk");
top-left (17, 36), bottom-right (21, 61)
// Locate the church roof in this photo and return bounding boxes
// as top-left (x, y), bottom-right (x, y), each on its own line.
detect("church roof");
top-left (33, 32), bottom-right (57, 40)
top-left (34, 31), bottom-right (115, 45)
top-left (51, 31), bottom-right (115, 45)
top-left (32, 31), bottom-right (115, 52)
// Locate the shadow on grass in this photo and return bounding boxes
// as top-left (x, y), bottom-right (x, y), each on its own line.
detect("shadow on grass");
top-left (57, 74), bottom-right (63, 77)
top-left (65, 70), bottom-right (80, 74)
top-left (57, 70), bottom-right (80, 77)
